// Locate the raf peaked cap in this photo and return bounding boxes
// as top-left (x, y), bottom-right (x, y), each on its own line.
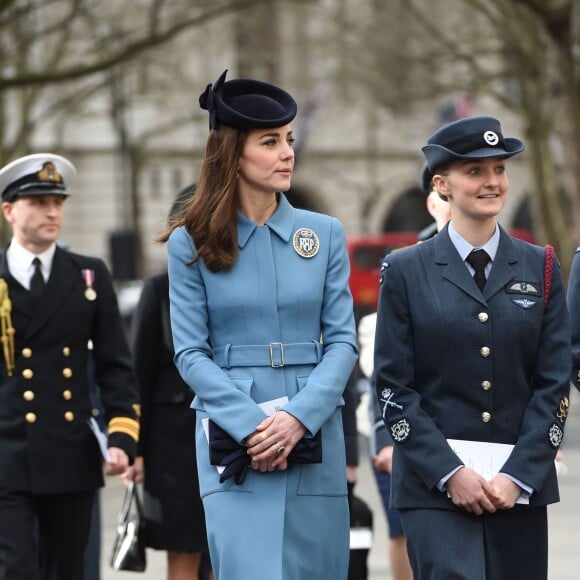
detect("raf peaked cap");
top-left (0, 153), bottom-right (76, 202)
top-left (199, 69), bottom-right (297, 130)
top-left (422, 116), bottom-right (525, 173)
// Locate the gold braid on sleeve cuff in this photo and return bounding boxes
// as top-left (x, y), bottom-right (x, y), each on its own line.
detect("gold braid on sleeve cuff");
top-left (108, 416), bottom-right (139, 442)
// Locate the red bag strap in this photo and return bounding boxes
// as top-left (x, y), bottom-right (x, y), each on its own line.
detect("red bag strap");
top-left (544, 244), bottom-right (555, 310)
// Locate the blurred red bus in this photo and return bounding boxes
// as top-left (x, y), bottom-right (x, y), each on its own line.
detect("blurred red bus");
top-left (347, 228), bottom-right (535, 322)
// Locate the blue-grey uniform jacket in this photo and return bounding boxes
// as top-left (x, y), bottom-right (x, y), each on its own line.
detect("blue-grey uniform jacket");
top-left (374, 224), bottom-right (571, 511)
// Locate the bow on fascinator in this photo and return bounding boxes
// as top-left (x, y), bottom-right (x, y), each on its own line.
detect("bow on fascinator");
top-left (199, 69), bottom-right (228, 129)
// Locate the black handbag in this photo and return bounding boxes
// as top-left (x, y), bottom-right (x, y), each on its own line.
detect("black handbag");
top-left (209, 420), bottom-right (322, 484)
top-left (110, 479), bottom-right (147, 572)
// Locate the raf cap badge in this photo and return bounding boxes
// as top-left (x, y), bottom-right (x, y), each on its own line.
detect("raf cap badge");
top-left (81, 269), bottom-right (97, 301)
top-left (483, 130), bottom-right (499, 146)
top-left (293, 228), bottom-right (319, 258)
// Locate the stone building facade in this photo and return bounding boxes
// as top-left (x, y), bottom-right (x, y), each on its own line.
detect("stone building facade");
top-left (15, 1), bottom-right (533, 280)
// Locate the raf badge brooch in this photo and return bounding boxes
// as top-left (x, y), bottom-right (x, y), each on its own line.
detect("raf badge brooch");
top-left (293, 228), bottom-right (319, 258)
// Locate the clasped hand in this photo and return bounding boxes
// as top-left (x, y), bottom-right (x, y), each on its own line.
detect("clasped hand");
top-left (245, 411), bottom-right (306, 472)
top-left (446, 467), bottom-right (523, 515)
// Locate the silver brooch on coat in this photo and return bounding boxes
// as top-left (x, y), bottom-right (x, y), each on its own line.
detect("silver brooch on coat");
top-left (293, 228), bottom-right (319, 258)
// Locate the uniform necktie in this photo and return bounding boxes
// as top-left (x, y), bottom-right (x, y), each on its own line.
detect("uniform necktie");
top-left (30, 257), bottom-right (45, 299)
top-left (466, 249), bottom-right (490, 291)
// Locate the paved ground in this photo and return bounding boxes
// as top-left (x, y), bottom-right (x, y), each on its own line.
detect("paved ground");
top-left (100, 389), bottom-right (580, 579)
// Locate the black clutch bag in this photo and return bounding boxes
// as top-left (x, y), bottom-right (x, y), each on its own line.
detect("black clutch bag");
top-left (209, 420), bottom-right (322, 485)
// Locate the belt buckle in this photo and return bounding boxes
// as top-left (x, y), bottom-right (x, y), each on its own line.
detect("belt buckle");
top-left (269, 342), bottom-right (285, 368)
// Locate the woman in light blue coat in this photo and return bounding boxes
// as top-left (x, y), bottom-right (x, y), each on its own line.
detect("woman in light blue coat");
top-left (160, 70), bottom-right (358, 580)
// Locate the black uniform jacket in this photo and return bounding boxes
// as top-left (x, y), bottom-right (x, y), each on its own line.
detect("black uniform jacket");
top-left (374, 225), bottom-right (571, 511)
top-left (0, 245), bottom-right (139, 494)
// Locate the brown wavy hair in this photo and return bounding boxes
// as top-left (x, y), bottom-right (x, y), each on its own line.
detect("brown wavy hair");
top-left (158, 125), bottom-right (247, 272)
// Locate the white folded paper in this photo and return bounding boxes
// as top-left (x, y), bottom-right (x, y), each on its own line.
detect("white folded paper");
top-left (447, 438), bottom-right (529, 505)
top-left (88, 417), bottom-right (111, 462)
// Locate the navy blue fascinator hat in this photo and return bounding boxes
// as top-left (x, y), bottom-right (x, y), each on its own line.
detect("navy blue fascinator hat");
top-left (422, 116), bottom-right (525, 173)
top-left (199, 69), bottom-right (297, 130)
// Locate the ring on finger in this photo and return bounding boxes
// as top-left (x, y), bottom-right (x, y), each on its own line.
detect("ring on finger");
top-left (275, 442), bottom-right (285, 455)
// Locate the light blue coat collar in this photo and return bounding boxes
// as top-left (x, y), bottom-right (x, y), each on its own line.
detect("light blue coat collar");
top-left (237, 193), bottom-right (295, 248)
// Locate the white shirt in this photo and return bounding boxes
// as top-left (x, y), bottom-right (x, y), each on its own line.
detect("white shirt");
top-left (6, 239), bottom-right (55, 290)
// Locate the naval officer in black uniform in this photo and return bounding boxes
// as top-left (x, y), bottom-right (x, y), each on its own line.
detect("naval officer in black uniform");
top-left (0, 153), bottom-right (140, 580)
top-left (374, 117), bottom-right (571, 579)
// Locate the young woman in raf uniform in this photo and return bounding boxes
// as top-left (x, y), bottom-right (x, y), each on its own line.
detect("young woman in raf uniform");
top-left (374, 116), bottom-right (571, 580)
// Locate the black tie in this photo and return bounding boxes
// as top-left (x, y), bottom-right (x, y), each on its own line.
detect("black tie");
top-left (466, 249), bottom-right (490, 291)
top-left (30, 257), bottom-right (45, 299)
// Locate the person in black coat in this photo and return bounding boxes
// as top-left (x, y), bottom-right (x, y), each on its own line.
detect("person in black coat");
top-left (374, 117), bottom-right (571, 580)
top-left (0, 153), bottom-right (140, 580)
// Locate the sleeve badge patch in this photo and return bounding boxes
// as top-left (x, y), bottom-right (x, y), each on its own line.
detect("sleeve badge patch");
top-left (390, 418), bottom-right (411, 443)
top-left (556, 396), bottom-right (569, 424)
top-left (548, 424), bottom-right (564, 448)
top-left (379, 387), bottom-right (403, 421)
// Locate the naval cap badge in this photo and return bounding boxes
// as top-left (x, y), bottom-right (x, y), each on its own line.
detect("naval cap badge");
top-left (293, 228), bottom-right (319, 258)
